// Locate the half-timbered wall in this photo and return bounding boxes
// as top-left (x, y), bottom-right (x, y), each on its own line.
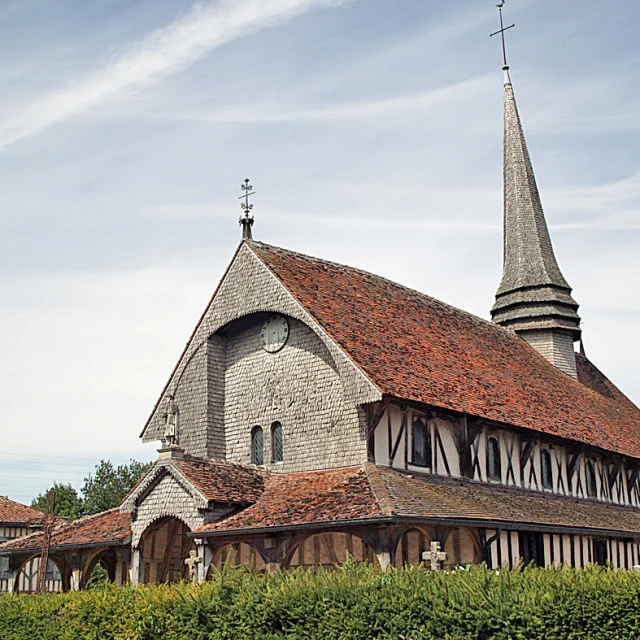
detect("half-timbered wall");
top-left (373, 403), bottom-right (640, 509)
top-left (373, 405), bottom-right (459, 477)
top-left (0, 525), bottom-right (43, 592)
top-left (0, 526), bottom-right (33, 542)
top-left (485, 529), bottom-right (640, 570)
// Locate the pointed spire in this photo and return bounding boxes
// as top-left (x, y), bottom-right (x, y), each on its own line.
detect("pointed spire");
top-left (496, 73), bottom-right (571, 295)
top-left (490, 19), bottom-right (581, 379)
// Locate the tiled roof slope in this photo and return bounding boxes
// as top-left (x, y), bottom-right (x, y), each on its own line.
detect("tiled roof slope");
top-left (249, 242), bottom-right (640, 459)
top-left (197, 465), bottom-right (640, 537)
top-left (197, 466), bottom-right (383, 533)
top-left (0, 509), bottom-right (131, 554)
top-left (0, 496), bottom-right (43, 525)
top-left (171, 458), bottom-right (264, 504)
top-left (376, 466), bottom-right (640, 534)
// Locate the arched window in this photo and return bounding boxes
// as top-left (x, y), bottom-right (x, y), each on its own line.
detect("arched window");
top-left (585, 461), bottom-right (597, 497)
top-left (541, 449), bottom-right (553, 490)
top-left (411, 419), bottom-right (431, 467)
top-left (486, 437), bottom-right (501, 481)
top-left (271, 422), bottom-right (283, 463)
top-left (251, 426), bottom-right (264, 465)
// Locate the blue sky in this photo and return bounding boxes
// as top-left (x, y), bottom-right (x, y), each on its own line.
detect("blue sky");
top-left (1, 0), bottom-right (639, 504)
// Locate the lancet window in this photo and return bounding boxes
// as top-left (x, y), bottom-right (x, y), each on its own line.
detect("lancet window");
top-left (541, 449), bottom-right (553, 490)
top-left (486, 437), bottom-right (501, 481)
top-left (585, 461), bottom-right (597, 498)
top-left (251, 426), bottom-right (264, 465)
top-left (411, 418), bottom-right (431, 467)
top-left (271, 422), bottom-right (283, 463)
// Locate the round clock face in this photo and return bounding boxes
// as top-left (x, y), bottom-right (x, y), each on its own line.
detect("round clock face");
top-left (260, 314), bottom-right (289, 353)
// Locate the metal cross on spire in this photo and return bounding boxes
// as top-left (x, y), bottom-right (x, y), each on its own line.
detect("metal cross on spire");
top-left (490, 2), bottom-right (515, 71)
top-left (238, 178), bottom-right (255, 240)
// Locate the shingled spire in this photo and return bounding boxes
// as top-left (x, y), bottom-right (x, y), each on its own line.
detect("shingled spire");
top-left (491, 68), bottom-right (581, 379)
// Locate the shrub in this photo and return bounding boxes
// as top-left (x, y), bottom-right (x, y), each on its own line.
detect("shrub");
top-left (1, 564), bottom-right (640, 640)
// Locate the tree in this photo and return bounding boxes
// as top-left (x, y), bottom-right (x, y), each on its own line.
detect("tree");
top-left (81, 459), bottom-right (153, 515)
top-left (31, 482), bottom-right (83, 520)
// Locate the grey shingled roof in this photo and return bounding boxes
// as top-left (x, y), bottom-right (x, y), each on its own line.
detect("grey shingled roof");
top-left (491, 70), bottom-right (580, 337)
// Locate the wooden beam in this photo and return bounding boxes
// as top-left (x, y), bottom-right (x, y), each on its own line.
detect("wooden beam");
top-left (567, 452), bottom-right (581, 482)
top-left (367, 398), bottom-right (391, 461)
top-left (520, 440), bottom-right (535, 471)
top-left (367, 397), bottom-right (391, 436)
top-left (627, 467), bottom-right (640, 502)
top-left (608, 461), bottom-right (621, 493)
top-left (389, 414), bottom-right (407, 467)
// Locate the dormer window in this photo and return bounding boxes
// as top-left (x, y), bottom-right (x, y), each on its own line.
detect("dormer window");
top-left (486, 437), bottom-right (501, 481)
top-left (271, 422), bottom-right (283, 463)
top-left (541, 449), bottom-right (553, 490)
top-left (251, 426), bottom-right (264, 465)
top-left (585, 461), bottom-right (597, 498)
top-left (411, 419), bottom-right (431, 467)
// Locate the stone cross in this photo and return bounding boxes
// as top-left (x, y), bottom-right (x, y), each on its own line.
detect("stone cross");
top-left (184, 549), bottom-right (202, 584)
top-left (422, 541), bottom-right (448, 571)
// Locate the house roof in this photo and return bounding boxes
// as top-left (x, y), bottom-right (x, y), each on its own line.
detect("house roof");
top-left (249, 241), bottom-right (640, 459)
top-left (196, 464), bottom-right (640, 537)
top-left (0, 496), bottom-right (43, 525)
top-left (0, 509), bottom-right (131, 555)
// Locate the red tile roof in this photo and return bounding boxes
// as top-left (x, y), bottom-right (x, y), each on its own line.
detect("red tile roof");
top-left (196, 465), bottom-right (640, 537)
top-left (172, 458), bottom-right (264, 504)
top-left (197, 466), bottom-right (383, 533)
top-left (0, 497), bottom-right (43, 525)
top-left (0, 509), bottom-right (131, 554)
top-left (250, 242), bottom-right (640, 459)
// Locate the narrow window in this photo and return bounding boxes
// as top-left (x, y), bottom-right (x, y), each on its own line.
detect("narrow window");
top-left (586, 462), bottom-right (597, 497)
top-left (271, 422), bottom-right (283, 463)
top-left (486, 437), bottom-right (501, 481)
top-left (251, 426), bottom-right (264, 465)
top-left (411, 419), bottom-right (431, 467)
top-left (541, 449), bottom-right (553, 490)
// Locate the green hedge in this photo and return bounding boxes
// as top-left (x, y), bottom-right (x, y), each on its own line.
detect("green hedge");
top-left (2, 563), bottom-right (640, 639)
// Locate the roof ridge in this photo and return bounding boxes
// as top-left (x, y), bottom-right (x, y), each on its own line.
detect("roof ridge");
top-left (364, 463), bottom-right (396, 517)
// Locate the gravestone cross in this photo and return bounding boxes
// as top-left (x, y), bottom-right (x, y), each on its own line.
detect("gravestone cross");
top-left (422, 541), bottom-right (448, 571)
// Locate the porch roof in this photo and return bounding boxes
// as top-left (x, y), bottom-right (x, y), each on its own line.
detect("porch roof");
top-left (194, 464), bottom-right (640, 538)
top-left (0, 509), bottom-right (131, 555)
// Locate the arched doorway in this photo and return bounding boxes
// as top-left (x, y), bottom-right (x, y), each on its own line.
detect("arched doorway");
top-left (208, 542), bottom-right (266, 575)
top-left (285, 532), bottom-right (378, 570)
top-left (444, 528), bottom-right (479, 567)
top-left (394, 528), bottom-right (431, 567)
top-left (14, 555), bottom-right (63, 593)
top-left (80, 549), bottom-right (117, 589)
top-left (139, 517), bottom-right (194, 584)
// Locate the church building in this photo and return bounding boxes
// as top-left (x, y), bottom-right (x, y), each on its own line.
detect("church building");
top-left (2, 48), bottom-right (640, 591)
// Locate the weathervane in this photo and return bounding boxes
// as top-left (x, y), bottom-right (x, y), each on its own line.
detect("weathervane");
top-left (490, 2), bottom-right (515, 70)
top-left (238, 178), bottom-right (255, 240)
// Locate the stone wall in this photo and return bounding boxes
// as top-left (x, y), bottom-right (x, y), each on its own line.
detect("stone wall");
top-left (223, 315), bottom-right (367, 472)
top-left (131, 473), bottom-right (206, 546)
top-left (142, 244), bottom-right (380, 469)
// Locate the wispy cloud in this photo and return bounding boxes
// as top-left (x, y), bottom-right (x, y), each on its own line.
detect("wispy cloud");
top-left (547, 171), bottom-right (640, 230)
top-left (132, 74), bottom-right (493, 123)
top-left (0, 0), bottom-right (350, 150)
